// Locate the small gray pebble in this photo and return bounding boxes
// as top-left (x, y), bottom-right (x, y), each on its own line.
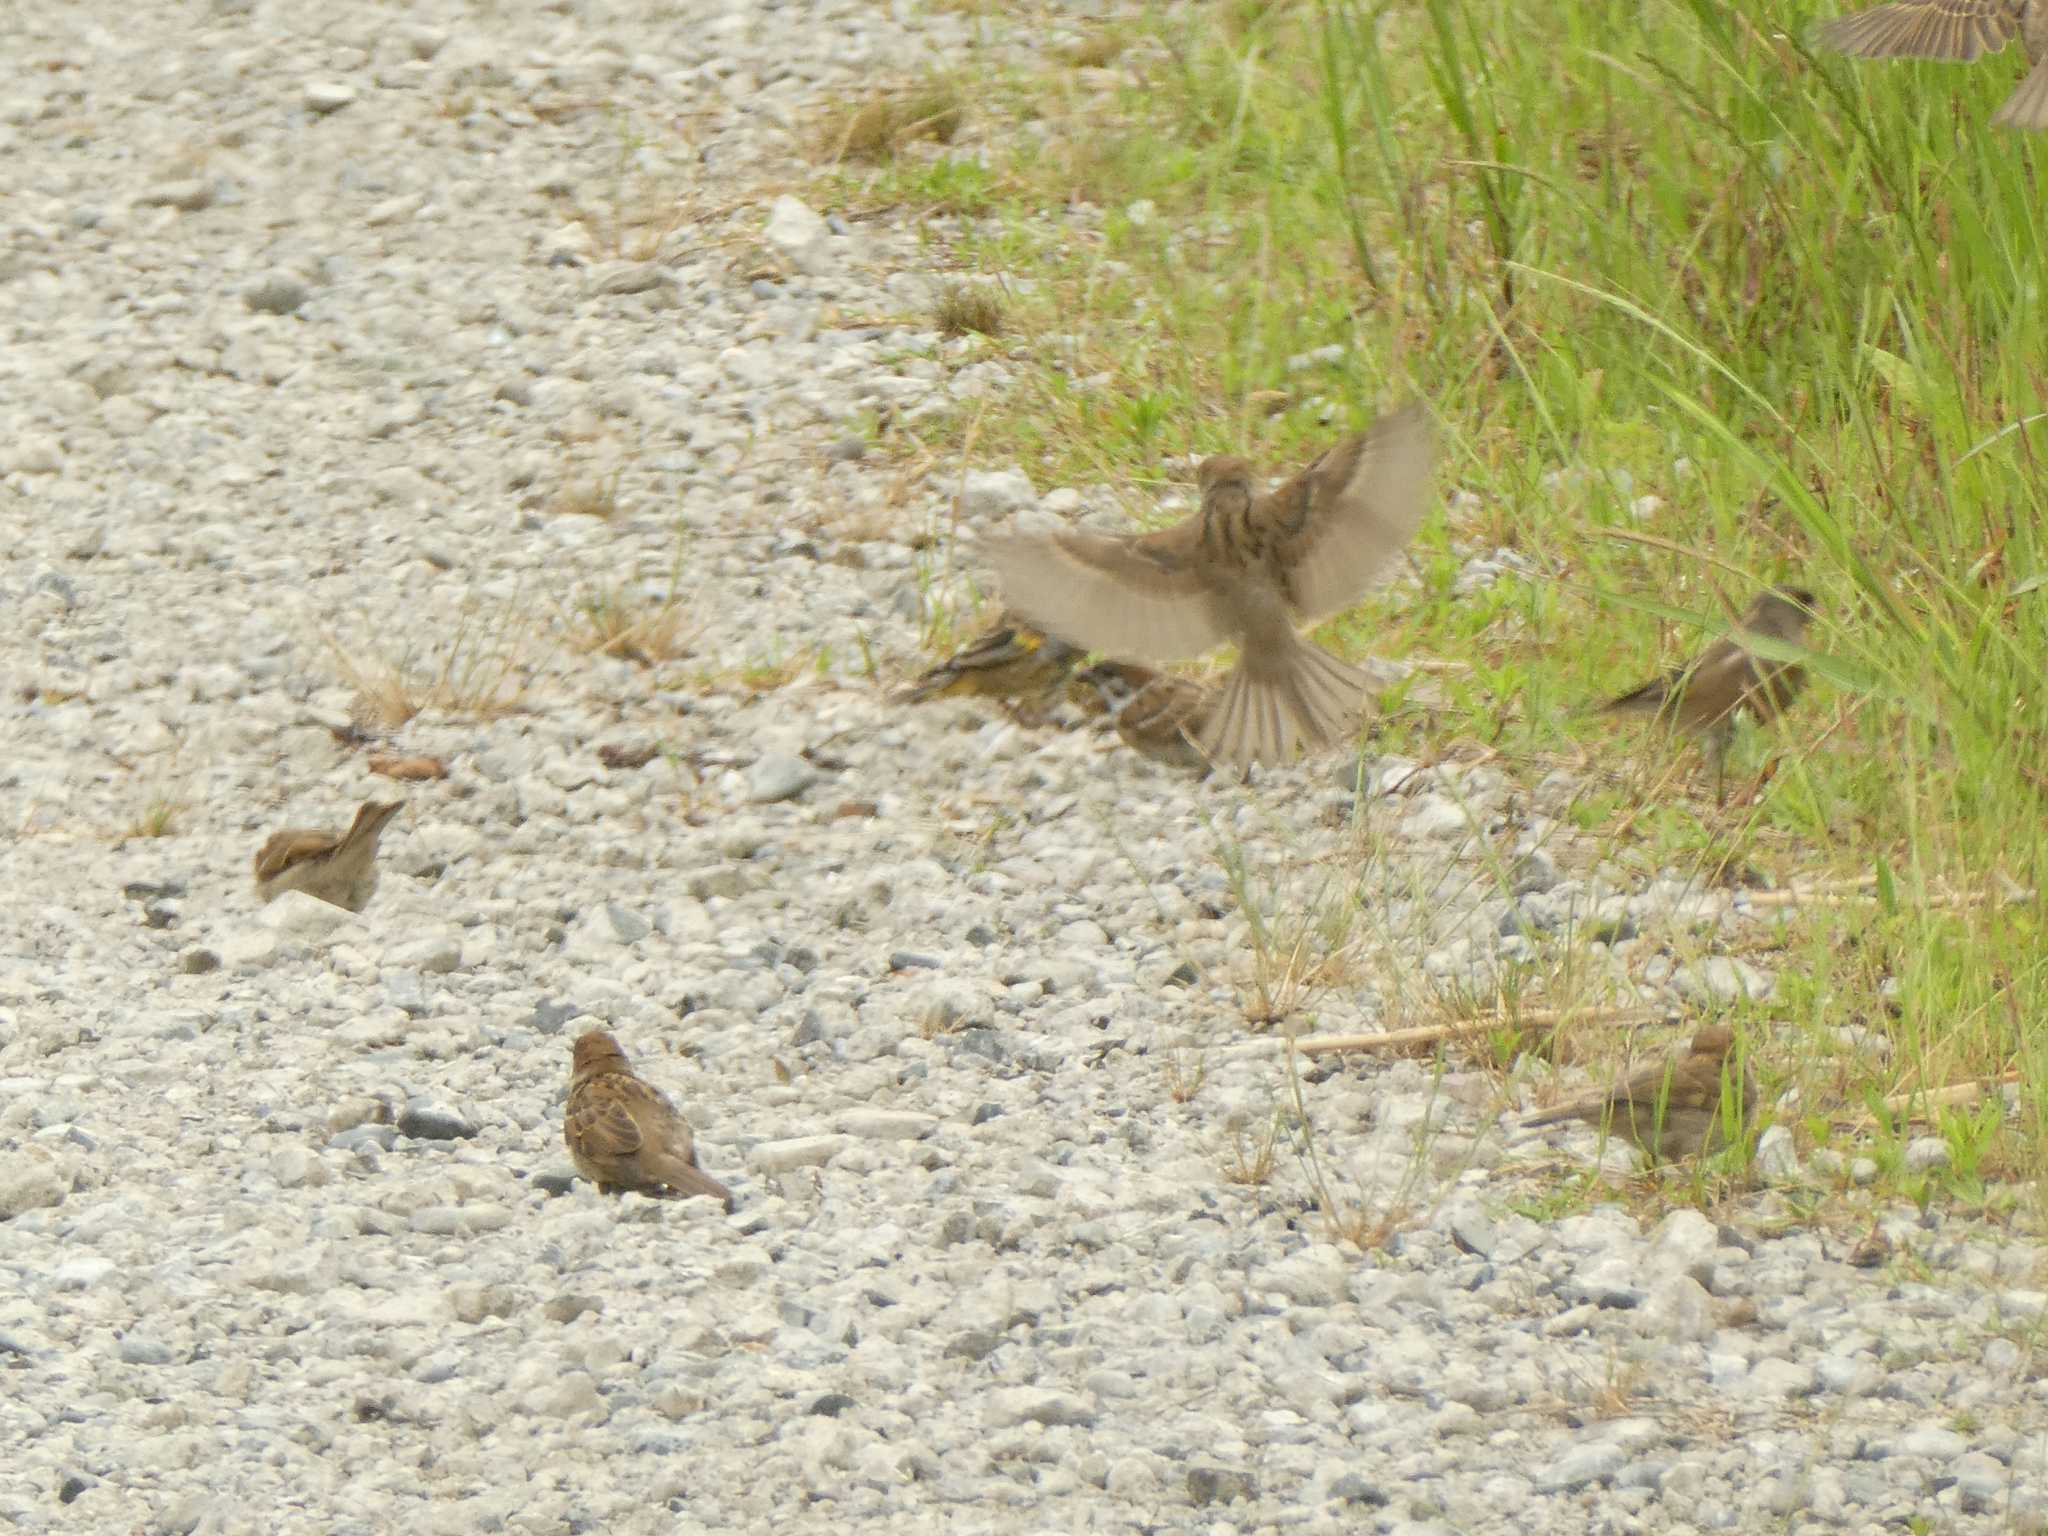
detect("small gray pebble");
top-left (244, 272), bottom-right (308, 315)
top-left (397, 1100), bottom-right (477, 1141)
top-left (1188, 1467), bottom-right (1257, 1507)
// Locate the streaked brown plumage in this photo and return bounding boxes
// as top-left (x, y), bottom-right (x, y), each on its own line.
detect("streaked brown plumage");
top-left (252, 799), bottom-right (404, 912)
top-left (1524, 1027), bottom-right (1757, 1164)
top-left (1074, 661), bottom-right (1216, 776)
top-left (564, 1030), bottom-right (735, 1211)
top-left (1603, 587), bottom-right (1817, 795)
top-left (1817, 0), bottom-right (2048, 128)
top-left (893, 611), bottom-right (1082, 716)
top-left (981, 404), bottom-right (1435, 770)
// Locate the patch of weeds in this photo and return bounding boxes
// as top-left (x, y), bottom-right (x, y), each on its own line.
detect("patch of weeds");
top-left (732, 649), bottom-right (816, 693)
top-left (122, 795), bottom-right (183, 840)
top-left (1217, 839), bottom-right (1357, 1028)
top-left (554, 462), bottom-right (625, 520)
top-left (933, 281), bottom-right (1007, 339)
top-left (1163, 1046), bottom-right (1208, 1103)
top-left (569, 107), bottom-right (689, 262)
top-left (329, 605), bottom-right (534, 728)
top-left (1222, 1111), bottom-right (1282, 1186)
top-left (565, 585), bottom-right (698, 667)
top-left (1589, 1351), bottom-right (1646, 1418)
top-left (1279, 1038), bottom-right (1435, 1249)
top-left (1061, 31), bottom-right (1127, 69)
top-left (818, 79), bottom-right (965, 162)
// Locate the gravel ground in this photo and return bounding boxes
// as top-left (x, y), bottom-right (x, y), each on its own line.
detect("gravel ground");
top-left (4, 2), bottom-right (2047, 1533)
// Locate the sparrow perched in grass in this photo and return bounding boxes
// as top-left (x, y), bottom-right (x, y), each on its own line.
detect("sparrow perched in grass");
top-left (1523, 1026), bottom-right (1757, 1164)
top-left (1073, 661), bottom-right (1216, 776)
top-left (1601, 586), bottom-right (1817, 797)
top-left (252, 800), bottom-right (404, 912)
top-left (1817, 0), bottom-right (2048, 128)
top-left (564, 1030), bottom-right (735, 1211)
top-left (893, 611), bottom-right (1082, 719)
top-left (981, 404), bottom-right (1435, 770)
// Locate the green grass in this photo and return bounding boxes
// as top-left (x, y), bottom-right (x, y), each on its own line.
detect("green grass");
top-left (841, 0), bottom-right (2048, 1200)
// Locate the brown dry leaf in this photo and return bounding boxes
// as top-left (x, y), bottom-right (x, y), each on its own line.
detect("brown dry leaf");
top-left (368, 754), bottom-right (448, 782)
top-left (598, 742), bottom-right (660, 771)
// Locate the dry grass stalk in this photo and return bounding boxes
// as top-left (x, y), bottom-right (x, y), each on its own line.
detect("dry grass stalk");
top-left (1287, 1005), bottom-right (1678, 1057)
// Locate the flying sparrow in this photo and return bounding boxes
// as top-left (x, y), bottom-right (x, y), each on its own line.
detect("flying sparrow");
top-left (252, 799), bottom-right (405, 913)
top-left (1601, 586), bottom-right (1817, 797)
top-left (980, 404), bottom-right (1435, 770)
top-left (1073, 661), bottom-right (1217, 776)
top-left (1817, 0), bottom-right (2048, 128)
top-left (563, 1030), bottom-right (736, 1211)
top-left (1523, 1026), bottom-right (1757, 1164)
top-left (893, 611), bottom-right (1083, 720)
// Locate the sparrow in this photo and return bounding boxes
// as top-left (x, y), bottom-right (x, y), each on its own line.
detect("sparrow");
top-left (1523, 1026), bottom-right (1758, 1164)
top-left (1816, 0), bottom-right (2048, 129)
top-left (252, 799), bottom-right (404, 912)
top-left (1073, 661), bottom-right (1217, 776)
top-left (980, 403), bottom-right (1435, 770)
top-left (893, 611), bottom-right (1083, 719)
top-left (1601, 586), bottom-right (1817, 796)
top-left (563, 1030), bottom-right (736, 1211)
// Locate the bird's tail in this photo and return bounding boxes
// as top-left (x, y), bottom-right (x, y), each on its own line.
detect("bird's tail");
top-left (660, 1161), bottom-right (737, 1212)
top-left (1994, 60), bottom-right (2048, 129)
top-left (1599, 677), bottom-right (1675, 718)
top-left (891, 666), bottom-right (969, 705)
top-left (1197, 634), bottom-right (1370, 769)
top-left (341, 800), bottom-right (405, 852)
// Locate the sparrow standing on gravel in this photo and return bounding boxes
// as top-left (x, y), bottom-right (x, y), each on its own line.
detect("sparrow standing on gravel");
top-left (1523, 1026), bottom-right (1758, 1164)
top-left (1817, 0), bottom-right (2048, 129)
top-left (1073, 661), bottom-right (1217, 776)
top-left (981, 404), bottom-right (1435, 771)
top-left (893, 611), bottom-right (1083, 719)
top-left (1601, 586), bottom-right (1817, 797)
top-left (252, 799), bottom-right (405, 913)
top-left (564, 1030), bottom-right (736, 1211)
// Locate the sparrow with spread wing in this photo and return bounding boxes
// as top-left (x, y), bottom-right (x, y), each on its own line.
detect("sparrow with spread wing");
top-left (564, 1030), bottom-right (736, 1211)
top-left (1817, 0), bottom-right (2048, 129)
top-left (1523, 1026), bottom-right (1757, 1164)
top-left (252, 799), bottom-right (405, 913)
top-left (980, 404), bottom-right (1435, 770)
top-left (1602, 586), bottom-right (1817, 798)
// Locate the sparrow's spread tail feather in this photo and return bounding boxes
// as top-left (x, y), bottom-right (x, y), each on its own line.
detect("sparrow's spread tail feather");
top-left (1994, 58), bottom-right (2048, 126)
top-left (1198, 635), bottom-right (1369, 769)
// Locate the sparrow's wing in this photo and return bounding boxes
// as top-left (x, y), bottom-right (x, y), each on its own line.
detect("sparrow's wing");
top-left (982, 527), bottom-right (1230, 663)
top-left (1607, 1060), bottom-right (1689, 1118)
top-left (565, 1078), bottom-right (649, 1159)
top-left (1816, 0), bottom-right (2021, 59)
top-left (1264, 403), bottom-right (1436, 623)
top-left (253, 829), bottom-right (339, 881)
top-left (1672, 638), bottom-right (1757, 726)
